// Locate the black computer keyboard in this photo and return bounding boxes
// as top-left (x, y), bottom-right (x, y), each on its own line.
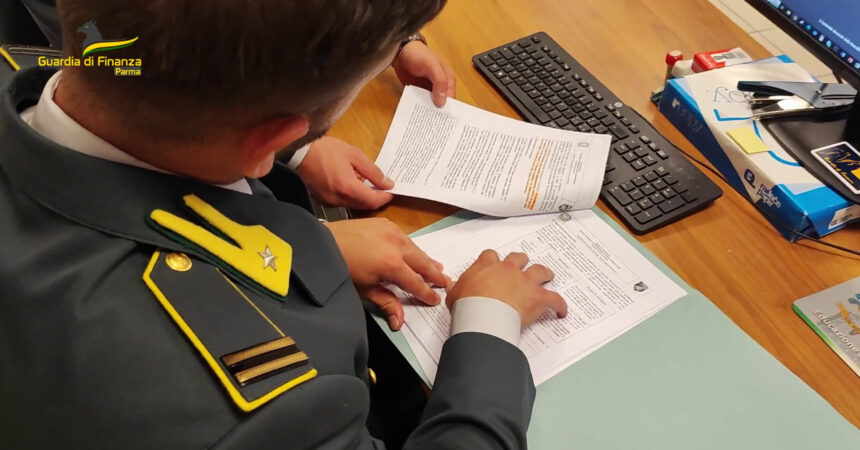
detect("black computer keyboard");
top-left (473, 32), bottom-right (722, 234)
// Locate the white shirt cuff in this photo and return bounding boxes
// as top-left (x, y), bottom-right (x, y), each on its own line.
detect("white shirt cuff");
top-left (450, 296), bottom-right (521, 347)
top-left (285, 143), bottom-right (312, 170)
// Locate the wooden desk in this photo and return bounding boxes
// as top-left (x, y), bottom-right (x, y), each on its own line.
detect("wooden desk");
top-left (328, 0), bottom-right (860, 427)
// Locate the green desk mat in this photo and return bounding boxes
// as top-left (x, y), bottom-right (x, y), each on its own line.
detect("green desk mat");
top-left (371, 209), bottom-right (859, 449)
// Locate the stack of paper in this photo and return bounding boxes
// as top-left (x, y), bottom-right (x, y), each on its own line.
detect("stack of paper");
top-left (395, 210), bottom-right (687, 385)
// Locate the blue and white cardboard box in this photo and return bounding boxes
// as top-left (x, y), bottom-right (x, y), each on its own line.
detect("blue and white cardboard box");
top-left (659, 56), bottom-right (860, 240)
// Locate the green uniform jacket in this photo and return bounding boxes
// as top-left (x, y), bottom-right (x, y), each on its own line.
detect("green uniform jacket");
top-left (0, 68), bottom-right (536, 449)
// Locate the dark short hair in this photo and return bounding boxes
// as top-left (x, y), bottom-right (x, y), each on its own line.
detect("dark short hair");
top-left (56, 0), bottom-right (445, 137)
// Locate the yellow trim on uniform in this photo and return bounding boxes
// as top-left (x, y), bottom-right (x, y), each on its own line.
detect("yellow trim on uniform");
top-left (150, 195), bottom-right (293, 297)
top-left (0, 47), bottom-right (21, 71)
top-left (143, 250), bottom-right (316, 413)
top-left (216, 268), bottom-right (285, 337)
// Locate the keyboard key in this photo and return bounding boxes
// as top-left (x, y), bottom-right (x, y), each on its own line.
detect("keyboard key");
top-left (555, 117), bottom-right (570, 127)
top-left (509, 70), bottom-right (521, 79)
top-left (563, 109), bottom-right (577, 119)
top-left (648, 142), bottom-right (658, 151)
top-left (548, 110), bottom-right (562, 120)
top-left (505, 83), bottom-right (551, 123)
top-left (620, 181), bottom-right (636, 192)
top-left (541, 104), bottom-right (554, 113)
top-left (527, 89), bottom-right (540, 98)
top-left (632, 176), bottom-right (647, 186)
top-left (562, 63), bottom-right (571, 71)
top-left (491, 51), bottom-right (504, 61)
top-left (556, 103), bottom-right (570, 112)
top-left (586, 118), bottom-right (600, 128)
top-left (640, 135), bottom-right (651, 144)
top-left (660, 188), bottom-right (676, 199)
top-left (652, 179), bottom-right (668, 190)
top-left (631, 159), bottom-right (646, 171)
top-left (594, 93), bottom-right (604, 101)
top-left (586, 86), bottom-right (596, 94)
top-left (656, 150), bottom-right (669, 159)
top-left (663, 175), bottom-right (679, 185)
top-left (637, 198), bottom-right (654, 209)
top-left (520, 39), bottom-right (533, 47)
top-left (606, 104), bottom-right (616, 112)
top-left (572, 104), bottom-right (586, 113)
top-left (625, 203), bottom-right (642, 215)
top-left (587, 103), bottom-right (602, 112)
top-left (655, 166), bottom-right (669, 177)
top-left (500, 47), bottom-right (515, 59)
top-left (634, 207), bottom-right (661, 224)
top-left (593, 109), bottom-right (608, 119)
top-left (648, 192), bottom-right (665, 204)
top-left (614, 145), bottom-right (629, 155)
top-left (613, 110), bottom-right (623, 118)
top-left (644, 171), bottom-right (658, 182)
top-left (608, 187), bottom-right (632, 206)
top-left (521, 83), bottom-right (534, 92)
top-left (480, 55), bottom-right (494, 66)
top-left (547, 94), bottom-right (561, 104)
top-left (534, 96), bottom-right (548, 106)
top-left (577, 124), bottom-right (590, 132)
top-left (629, 189), bottom-right (644, 201)
top-left (633, 147), bottom-right (649, 158)
top-left (641, 185), bottom-right (656, 195)
top-left (500, 77), bottom-right (513, 85)
top-left (579, 111), bottom-right (594, 120)
top-left (642, 155), bottom-right (658, 166)
top-left (593, 125), bottom-right (608, 134)
top-left (558, 91), bottom-right (572, 100)
top-left (573, 73), bottom-right (582, 81)
top-left (608, 125), bottom-right (629, 140)
top-left (495, 70), bottom-right (506, 79)
top-left (658, 198), bottom-right (685, 214)
top-left (681, 193), bottom-right (697, 203)
top-left (600, 117), bottom-right (615, 127)
top-left (625, 139), bottom-right (641, 149)
top-left (511, 44), bottom-right (524, 54)
top-left (673, 184), bottom-right (688, 194)
top-left (629, 124), bottom-right (640, 134)
top-left (531, 36), bottom-right (542, 43)
top-left (563, 124), bottom-right (576, 131)
top-left (620, 117), bottom-right (631, 126)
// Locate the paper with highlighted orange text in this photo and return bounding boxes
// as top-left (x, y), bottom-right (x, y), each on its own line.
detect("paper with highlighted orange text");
top-left (374, 86), bottom-right (611, 217)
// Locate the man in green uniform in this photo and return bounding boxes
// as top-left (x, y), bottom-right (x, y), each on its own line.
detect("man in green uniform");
top-left (0, 0), bottom-right (567, 448)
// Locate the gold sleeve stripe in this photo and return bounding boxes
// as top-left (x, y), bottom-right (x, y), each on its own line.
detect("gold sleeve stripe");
top-left (0, 48), bottom-right (21, 71)
top-left (235, 352), bottom-right (309, 385)
top-left (222, 336), bottom-right (296, 367)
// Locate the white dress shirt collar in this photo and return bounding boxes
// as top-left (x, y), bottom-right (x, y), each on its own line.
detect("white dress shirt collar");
top-left (19, 70), bottom-right (252, 195)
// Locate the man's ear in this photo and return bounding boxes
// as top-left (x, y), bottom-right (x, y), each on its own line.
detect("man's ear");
top-left (240, 115), bottom-right (309, 178)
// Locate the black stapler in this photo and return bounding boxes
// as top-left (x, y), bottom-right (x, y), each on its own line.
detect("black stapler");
top-left (737, 81), bottom-right (856, 119)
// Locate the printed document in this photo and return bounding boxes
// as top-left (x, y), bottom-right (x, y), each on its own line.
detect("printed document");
top-left (397, 210), bottom-right (687, 385)
top-left (374, 86), bottom-right (611, 216)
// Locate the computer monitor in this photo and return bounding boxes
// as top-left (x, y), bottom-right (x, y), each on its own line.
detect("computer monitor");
top-left (745, 0), bottom-right (860, 89)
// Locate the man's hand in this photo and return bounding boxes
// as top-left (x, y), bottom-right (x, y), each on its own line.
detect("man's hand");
top-left (295, 137), bottom-right (393, 210)
top-left (392, 41), bottom-right (456, 107)
top-left (325, 218), bottom-right (450, 331)
top-left (447, 250), bottom-right (568, 328)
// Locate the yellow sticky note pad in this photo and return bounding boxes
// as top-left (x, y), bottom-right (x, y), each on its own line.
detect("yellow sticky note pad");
top-left (726, 127), bottom-right (769, 154)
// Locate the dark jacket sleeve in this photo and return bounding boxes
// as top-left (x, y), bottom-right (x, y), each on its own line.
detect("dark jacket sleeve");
top-left (402, 332), bottom-right (535, 450)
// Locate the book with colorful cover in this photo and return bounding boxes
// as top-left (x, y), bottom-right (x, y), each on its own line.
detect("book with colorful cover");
top-left (793, 276), bottom-right (860, 377)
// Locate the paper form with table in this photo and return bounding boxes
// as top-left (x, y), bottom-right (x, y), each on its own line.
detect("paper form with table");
top-left (374, 86), bottom-right (612, 216)
top-left (395, 209), bottom-right (687, 385)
